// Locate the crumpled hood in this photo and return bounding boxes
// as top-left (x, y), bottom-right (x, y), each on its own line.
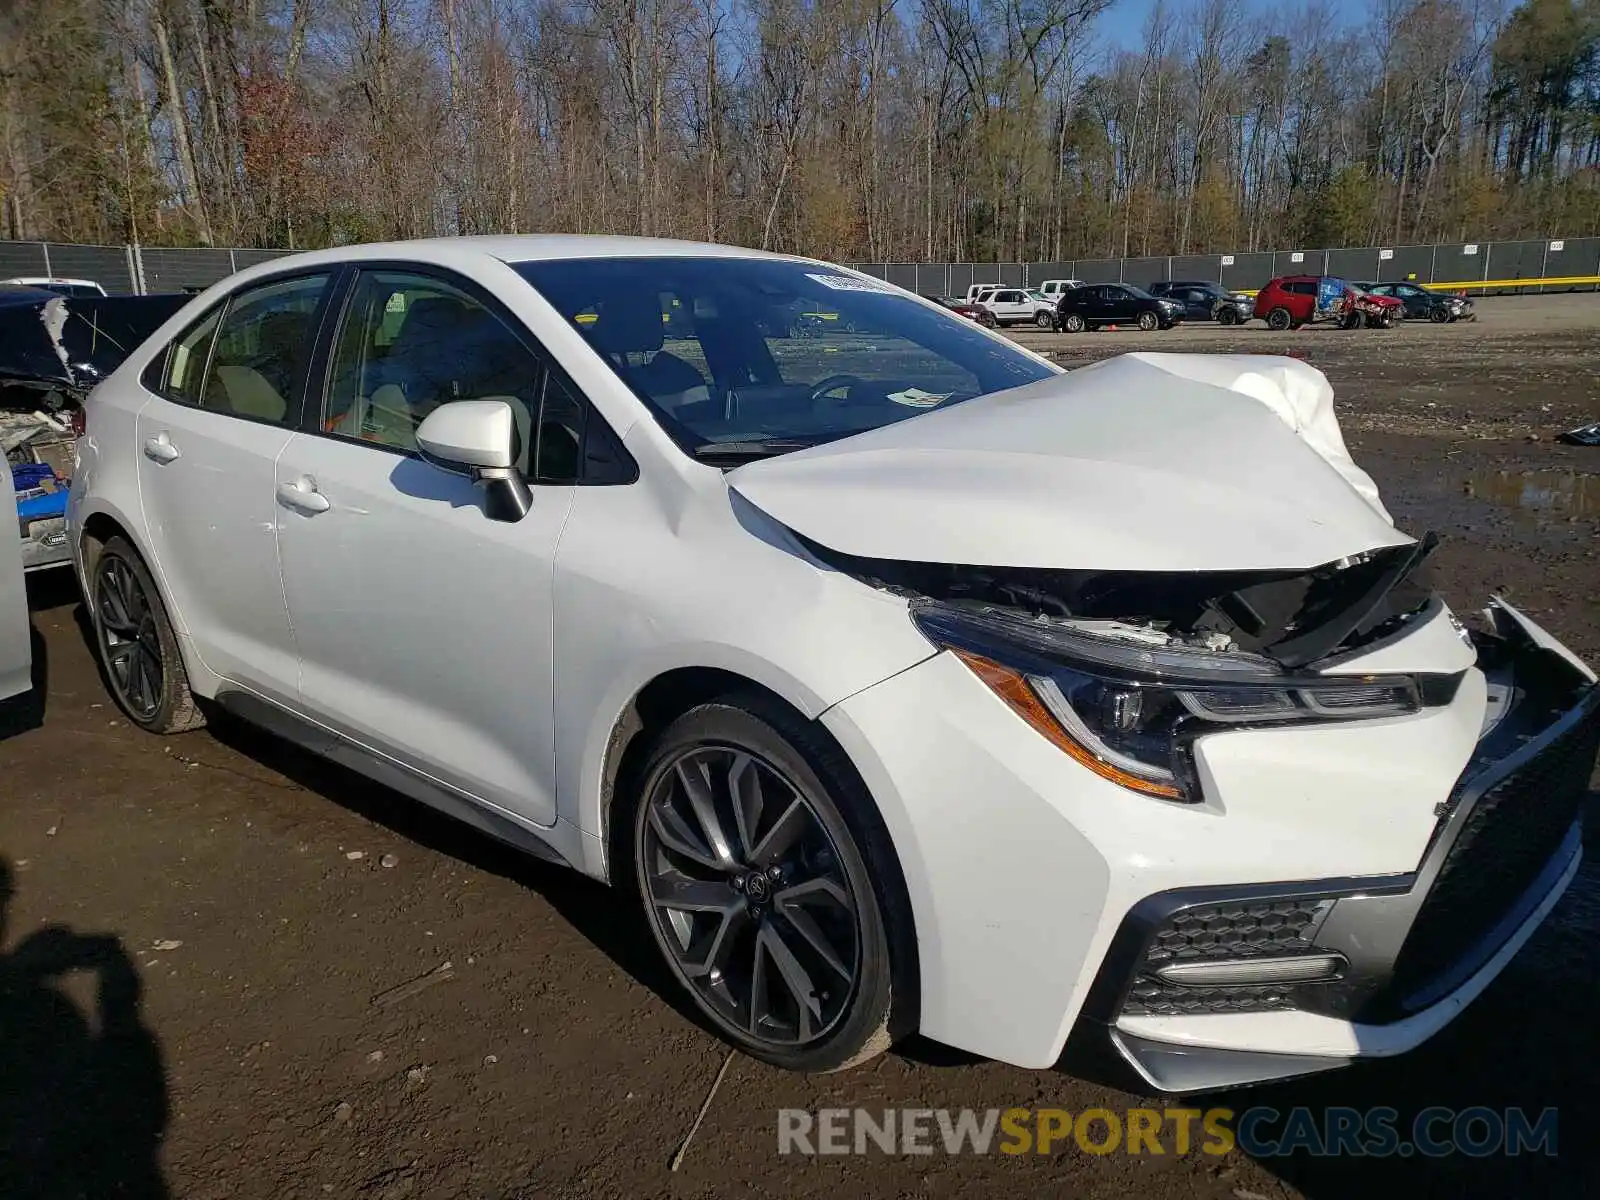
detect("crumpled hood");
top-left (727, 353), bottom-right (1412, 573)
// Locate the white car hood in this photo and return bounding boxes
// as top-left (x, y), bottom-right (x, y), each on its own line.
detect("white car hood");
top-left (727, 353), bottom-right (1409, 572)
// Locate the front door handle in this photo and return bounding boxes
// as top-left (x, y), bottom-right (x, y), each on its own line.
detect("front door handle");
top-left (143, 434), bottom-right (180, 464)
top-left (276, 477), bottom-right (331, 515)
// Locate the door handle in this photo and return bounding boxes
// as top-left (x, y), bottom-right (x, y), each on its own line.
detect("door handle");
top-left (143, 434), bottom-right (180, 464)
top-left (276, 477), bottom-right (331, 515)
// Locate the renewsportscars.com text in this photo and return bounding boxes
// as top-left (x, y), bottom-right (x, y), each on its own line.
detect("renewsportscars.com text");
top-left (777, 1106), bottom-right (1558, 1158)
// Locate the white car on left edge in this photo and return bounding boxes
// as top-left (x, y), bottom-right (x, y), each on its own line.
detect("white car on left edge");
top-left (69, 236), bottom-right (1597, 1090)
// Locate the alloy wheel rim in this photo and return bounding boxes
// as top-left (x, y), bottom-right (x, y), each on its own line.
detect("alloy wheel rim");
top-left (640, 744), bottom-right (861, 1047)
top-left (96, 557), bottom-right (163, 720)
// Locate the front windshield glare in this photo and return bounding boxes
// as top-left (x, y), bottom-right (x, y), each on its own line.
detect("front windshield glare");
top-left (514, 257), bottom-right (1057, 454)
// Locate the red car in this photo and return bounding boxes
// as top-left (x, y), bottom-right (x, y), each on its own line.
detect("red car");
top-left (925, 294), bottom-right (989, 323)
top-left (1252, 275), bottom-right (1403, 330)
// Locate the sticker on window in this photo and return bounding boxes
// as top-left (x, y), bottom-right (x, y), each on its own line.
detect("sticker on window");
top-left (806, 272), bottom-right (897, 295)
top-left (887, 387), bottom-right (951, 408)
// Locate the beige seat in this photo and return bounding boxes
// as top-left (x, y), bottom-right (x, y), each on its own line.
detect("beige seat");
top-left (210, 364), bottom-right (286, 422)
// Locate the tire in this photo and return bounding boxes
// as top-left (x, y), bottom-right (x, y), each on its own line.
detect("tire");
top-left (1035, 310), bottom-right (1055, 330)
top-left (1429, 306), bottom-right (1450, 324)
top-left (1266, 307), bottom-right (1292, 331)
top-left (88, 536), bottom-right (205, 734)
top-left (978, 311), bottom-right (997, 328)
top-left (1137, 310), bottom-right (1158, 332)
top-left (1062, 312), bottom-right (1085, 333)
top-left (1342, 312), bottom-right (1363, 330)
top-left (1217, 308), bottom-right (1238, 326)
top-left (629, 695), bottom-right (911, 1073)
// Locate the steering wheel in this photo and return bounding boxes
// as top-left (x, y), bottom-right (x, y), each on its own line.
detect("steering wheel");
top-left (808, 374), bottom-right (867, 408)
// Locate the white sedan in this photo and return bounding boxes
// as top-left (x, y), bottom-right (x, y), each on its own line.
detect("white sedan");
top-left (68, 237), bottom-right (1598, 1088)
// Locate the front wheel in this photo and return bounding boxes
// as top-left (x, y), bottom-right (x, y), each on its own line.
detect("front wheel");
top-left (1035, 310), bottom-right (1055, 330)
top-left (631, 698), bottom-right (909, 1072)
top-left (1062, 312), bottom-right (1085, 333)
top-left (1267, 307), bottom-right (1292, 331)
top-left (89, 537), bottom-right (205, 734)
top-left (1137, 311), bottom-right (1158, 331)
top-left (1217, 308), bottom-right (1238, 326)
top-left (1429, 306), bottom-right (1450, 324)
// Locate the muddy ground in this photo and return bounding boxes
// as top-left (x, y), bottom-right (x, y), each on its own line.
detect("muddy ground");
top-left (1, 294), bottom-right (1597, 1200)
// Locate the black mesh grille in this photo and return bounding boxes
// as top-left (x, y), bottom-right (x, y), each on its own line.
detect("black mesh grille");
top-left (1389, 706), bottom-right (1600, 1005)
top-left (1121, 898), bottom-right (1334, 1016)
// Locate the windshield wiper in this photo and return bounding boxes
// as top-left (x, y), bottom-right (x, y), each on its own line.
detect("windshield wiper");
top-left (692, 437), bottom-right (832, 463)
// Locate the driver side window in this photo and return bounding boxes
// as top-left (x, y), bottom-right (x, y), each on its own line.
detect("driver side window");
top-left (323, 270), bottom-right (543, 469)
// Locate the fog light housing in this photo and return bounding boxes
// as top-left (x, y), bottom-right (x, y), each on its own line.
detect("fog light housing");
top-left (1153, 953), bottom-right (1347, 987)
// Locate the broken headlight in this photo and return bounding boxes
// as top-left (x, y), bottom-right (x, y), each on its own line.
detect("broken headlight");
top-left (912, 602), bottom-right (1424, 803)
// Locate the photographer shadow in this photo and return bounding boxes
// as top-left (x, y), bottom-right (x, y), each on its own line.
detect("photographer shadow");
top-left (0, 858), bottom-right (169, 1198)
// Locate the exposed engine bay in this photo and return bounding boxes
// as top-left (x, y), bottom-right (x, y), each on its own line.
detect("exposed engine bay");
top-left (802, 532), bottom-right (1442, 670)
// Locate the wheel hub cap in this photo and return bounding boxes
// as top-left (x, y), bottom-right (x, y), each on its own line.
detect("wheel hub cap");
top-left (640, 745), bottom-right (861, 1047)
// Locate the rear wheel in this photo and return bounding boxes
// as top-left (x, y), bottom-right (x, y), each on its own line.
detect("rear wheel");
top-left (89, 537), bottom-right (205, 734)
top-left (630, 697), bottom-right (909, 1072)
top-left (1267, 307), bottom-right (1292, 331)
top-left (1062, 312), bottom-right (1085, 333)
top-left (1137, 311), bottom-right (1158, 332)
top-left (978, 311), bottom-right (997, 328)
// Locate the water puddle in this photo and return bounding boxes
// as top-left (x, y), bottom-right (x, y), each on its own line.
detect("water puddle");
top-left (1463, 468), bottom-right (1599, 517)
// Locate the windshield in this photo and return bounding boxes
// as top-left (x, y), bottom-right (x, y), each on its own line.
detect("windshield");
top-left (515, 257), bottom-right (1057, 456)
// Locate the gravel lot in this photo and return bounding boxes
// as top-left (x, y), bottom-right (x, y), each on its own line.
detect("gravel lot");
top-left (1, 294), bottom-right (1597, 1200)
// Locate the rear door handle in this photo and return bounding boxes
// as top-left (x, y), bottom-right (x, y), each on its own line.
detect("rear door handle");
top-left (143, 434), bottom-right (180, 464)
top-left (276, 477), bottom-right (331, 515)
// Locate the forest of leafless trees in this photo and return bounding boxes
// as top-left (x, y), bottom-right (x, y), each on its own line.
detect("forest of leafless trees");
top-left (1, 0), bottom-right (1597, 261)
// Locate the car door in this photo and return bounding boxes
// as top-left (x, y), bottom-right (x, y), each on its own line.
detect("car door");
top-left (272, 265), bottom-right (585, 828)
top-left (135, 271), bottom-right (334, 703)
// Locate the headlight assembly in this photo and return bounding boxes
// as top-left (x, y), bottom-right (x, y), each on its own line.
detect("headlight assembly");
top-left (912, 602), bottom-right (1434, 803)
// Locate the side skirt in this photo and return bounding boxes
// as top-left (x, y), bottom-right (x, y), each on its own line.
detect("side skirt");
top-left (213, 687), bottom-right (575, 870)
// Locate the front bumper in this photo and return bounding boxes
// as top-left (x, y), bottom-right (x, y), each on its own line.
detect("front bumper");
top-left (1081, 679), bottom-right (1596, 1093)
top-left (821, 598), bottom-right (1597, 1084)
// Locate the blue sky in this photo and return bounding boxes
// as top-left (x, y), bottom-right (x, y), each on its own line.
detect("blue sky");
top-left (1095, 0), bottom-right (1161, 52)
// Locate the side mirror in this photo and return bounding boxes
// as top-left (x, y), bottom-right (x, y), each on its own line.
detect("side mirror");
top-left (414, 400), bottom-right (531, 523)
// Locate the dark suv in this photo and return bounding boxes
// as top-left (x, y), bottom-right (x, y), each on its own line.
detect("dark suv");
top-left (1147, 281), bottom-right (1253, 325)
top-left (1055, 284), bottom-right (1183, 332)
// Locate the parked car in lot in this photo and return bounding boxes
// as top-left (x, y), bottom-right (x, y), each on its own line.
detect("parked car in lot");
top-left (1358, 281), bottom-right (1475, 323)
top-left (977, 287), bottom-right (1057, 329)
top-left (1036, 278), bottom-right (1085, 300)
top-left (1253, 274), bottom-right (1400, 331)
top-left (3, 288), bottom-right (189, 573)
top-left (924, 294), bottom-right (987, 322)
top-left (1147, 281), bottom-right (1253, 325)
top-left (1344, 283), bottom-right (1405, 328)
top-left (1056, 283), bottom-right (1183, 331)
top-left (0, 276), bottom-right (108, 297)
top-left (69, 236), bottom-right (1599, 1090)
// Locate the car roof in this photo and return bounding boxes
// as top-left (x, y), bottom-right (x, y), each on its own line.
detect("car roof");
top-left (223, 234), bottom-right (811, 278)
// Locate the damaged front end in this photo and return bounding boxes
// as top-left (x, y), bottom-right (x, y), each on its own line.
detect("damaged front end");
top-left (806, 533), bottom-right (1477, 804)
top-left (1, 289), bottom-right (187, 571)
